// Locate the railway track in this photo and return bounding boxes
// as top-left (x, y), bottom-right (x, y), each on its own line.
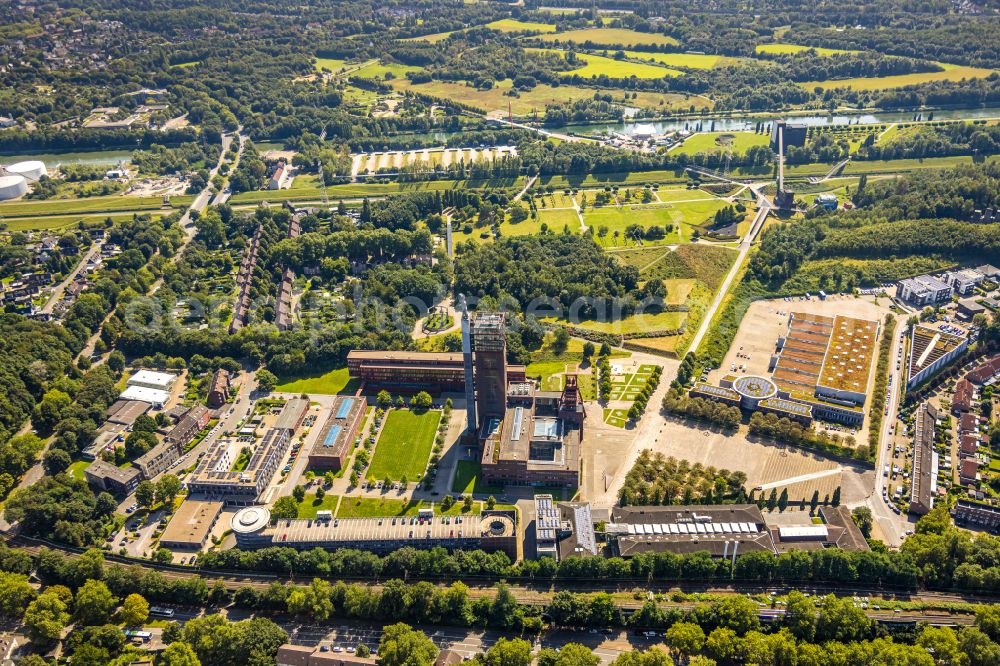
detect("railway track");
top-left (2, 534), bottom-right (983, 627)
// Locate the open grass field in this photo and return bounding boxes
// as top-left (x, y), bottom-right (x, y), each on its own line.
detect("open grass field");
top-left (295, 492), bottom-right (339, 518)
top-left (486, 18), bottom-right (556, 33)
top-left (452, 460), bottom-right (502, 495)
top-left (614, 243), bottom-right (738, 291)
top-left (536, 49), bottom-right (681, 79)
top-left (391, 77), bottom-right (687, 115)
top-left (532, 208), bottom-right (581, 233)
top-left (274, 367), bottom-right (356, 395)
top-left (524, 334), bottom-right (627, 391)
top-left (403, 30), bottom-right (456, 43)
top-left (586, 205), bottom-right (681, 245)
top-left (313, 57), bottom-right (347, 72)
top-left (675, 131), bottom-right (771, 155)
top-left (537, 28), bottom-right (680, 48)
top-left (352, 61), bottom-right (422, 79)
top-left (0, 211), bottom-right (165, 232)
top-left (800, 62), bottom-right (995, 91)
top-left (538, 169), bottom-right (689, 189)
top-left (545, 310), bottom-right (687, 336)
top-left (0, 194), bottom-right (190, 217)
top-left (230, 176), bottom-right (523, 204)
top-left (755, 43), bottom-right (855, 56)
top-left (655, 186), bottom-right (716, 203)
top-left (368, 409), bottom-right (440, 481)
top-left (623, 51), bottom-right (728, 69)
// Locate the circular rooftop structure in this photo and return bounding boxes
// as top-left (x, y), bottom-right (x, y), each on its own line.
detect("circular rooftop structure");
top-left (733, 375), bottom-right (778, 401)
top-left (0, 175), bottom-right (27, 201)
top-left (231, 506), bottom-right (270, 534)
top-left (480, 514), bottom-right (516, 538)
top-left (4, 160), bottom-right (47, 181)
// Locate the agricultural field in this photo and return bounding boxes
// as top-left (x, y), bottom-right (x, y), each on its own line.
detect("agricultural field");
top-left (800, 62), bottom-right (996, 91)
top-left (755, 43), bottom-right (856, 56)
top-left (367, 409), bottom-right (441, 481)
top-left (486, 18), bottom-right (556, 33)
top-left (537, 49), bottom-right (681, 79)
top-left (536, 28), bottom-right (680, 48)
top-left (675, 131), bottom-right (771, 155)
top-left (623, 51), bottom-right (728, 69)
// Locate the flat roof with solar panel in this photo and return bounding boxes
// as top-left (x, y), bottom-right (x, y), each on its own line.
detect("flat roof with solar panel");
top-left (307, 395), bottom-right (366, 470)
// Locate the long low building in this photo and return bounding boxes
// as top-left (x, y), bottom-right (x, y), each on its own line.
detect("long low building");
top-left (909, 402), bottom-right (937, 515)
top-left (906, 325), bottom-right (968, 390)
top-left (230, 506), bottom-right (517, 559)
top-left (608, 504), bottom-right (775, 558)
top-left (346, 350), bottom-right (525, 393)
top-left (159, 500), bottom-right (224, 550)
top-left (307, 395), bottom-right (366, 471)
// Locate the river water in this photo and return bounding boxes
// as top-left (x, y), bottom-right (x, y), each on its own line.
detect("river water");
top-left (553, 106), bottom-right (1000, 136)
top-left (0, 149), bottom-right (132, 167)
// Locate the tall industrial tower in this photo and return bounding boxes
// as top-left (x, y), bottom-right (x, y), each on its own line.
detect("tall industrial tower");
top-left (471, 312), bottom-right (508, 424)
top-left (458, 295), bottom-right (477, 435)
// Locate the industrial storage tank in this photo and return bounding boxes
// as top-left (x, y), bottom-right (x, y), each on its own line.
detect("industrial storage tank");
top-left (0, 175), bottom-right (28, 200)
top-left (4, 159), bottom-right (48, 181)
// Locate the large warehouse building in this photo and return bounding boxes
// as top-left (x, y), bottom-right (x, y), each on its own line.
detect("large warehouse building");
top-left (690, 312), bottom-right (879, 426)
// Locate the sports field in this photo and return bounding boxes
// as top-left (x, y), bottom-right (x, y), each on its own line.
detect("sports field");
top-left (537, 28), bottom-right (680, 47)
top-left (800, 62), bottom-right (995, 91)
top-left (486, 18), bottom-right (556, 33)
top-left (675, 131), bottom-right (770, 155)
top-left (755, 43), bottom-right (855, 56)
top-left (368, 409), bottom-right (441, 481)
top-left (624, 51), bottom-right (727, 69)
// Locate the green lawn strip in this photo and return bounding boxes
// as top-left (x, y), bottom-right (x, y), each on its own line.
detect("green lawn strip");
top-left (367, 409), bottom-right (441, 481)
top-left (274, 367), bottom-right (356, 395)
top-left (296, 492), bottom-right (340, 518)
top-left (0, 195), bottom-right (191, 217)
top-left (336, 496), bottom-right (484, 518)
top-left (68, 460), bottom-right (89, 480)
top-left (229, 177), bottom-right (523, 204)
top-left (452, 460), bottom-right (503, 495)
top-left (674, 131), bottom-right (770, 156)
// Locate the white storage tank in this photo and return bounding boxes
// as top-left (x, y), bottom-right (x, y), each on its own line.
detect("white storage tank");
top-left (0, 175), bottom-right (28, 200)
top-left (4, 160), bottom-right (48, 181)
